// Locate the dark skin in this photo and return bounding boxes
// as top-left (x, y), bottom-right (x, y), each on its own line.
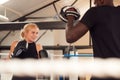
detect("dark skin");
top-left (66, 0), bottom-right (114, 43)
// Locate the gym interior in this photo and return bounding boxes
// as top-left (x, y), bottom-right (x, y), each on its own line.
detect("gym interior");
top-left (0, 0), bottom-right (120, 80)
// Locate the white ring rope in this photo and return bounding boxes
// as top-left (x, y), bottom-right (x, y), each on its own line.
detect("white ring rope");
top-left (0, 58), bottom-right (120, 79)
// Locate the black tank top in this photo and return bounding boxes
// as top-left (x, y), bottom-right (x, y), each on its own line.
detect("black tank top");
top-left (13, 40), bottom-right (38, 59)
top-left (12, 40), bottom-right (38, 80)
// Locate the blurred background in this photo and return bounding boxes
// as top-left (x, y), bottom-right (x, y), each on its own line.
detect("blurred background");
top-left (0, 0), bottom-right (120, 80)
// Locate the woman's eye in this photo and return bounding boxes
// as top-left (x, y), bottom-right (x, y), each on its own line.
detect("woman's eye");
top-left (36, 32), bottom-right (38, 34)
top-left (32, 32), bottom-right (35, 34)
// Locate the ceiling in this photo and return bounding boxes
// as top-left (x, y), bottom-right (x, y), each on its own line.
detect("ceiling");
top-left (0, 0), bottom-right (94, 22)
top-left (0, 0), bottom-right (120, 22)
top-left (0, 0), bottom-right (120, 49)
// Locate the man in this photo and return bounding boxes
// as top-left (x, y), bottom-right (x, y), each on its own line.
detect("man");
top-left (65, 0), bottom-right (120, 80)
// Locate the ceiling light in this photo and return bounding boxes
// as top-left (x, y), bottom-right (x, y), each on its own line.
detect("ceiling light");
top-left (0, 15), bottom-right (9, 22)
top-left (0, 0), bottom-right (9, 4)
top-left (61, 0), bottom-right (73, 5)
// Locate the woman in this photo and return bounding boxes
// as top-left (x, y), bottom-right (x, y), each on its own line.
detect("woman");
top-left (9, 23), bottom-right (43, 80)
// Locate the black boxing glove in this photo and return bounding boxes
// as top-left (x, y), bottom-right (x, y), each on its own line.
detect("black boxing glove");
top-left (12, 40), bottom-right (28, 58)
top-left (59, 6), bottom-right (80, 22)
top-left (39, 49), bottom-right (48, 58)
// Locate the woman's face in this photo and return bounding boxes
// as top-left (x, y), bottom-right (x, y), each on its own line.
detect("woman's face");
top-left (25, 27), bottom-right (39, 43)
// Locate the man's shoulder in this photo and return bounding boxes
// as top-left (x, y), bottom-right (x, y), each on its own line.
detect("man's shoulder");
top-left (86, 7), bottom-right (98, 13)
top-left (89, 6), bottom-right (114, 10)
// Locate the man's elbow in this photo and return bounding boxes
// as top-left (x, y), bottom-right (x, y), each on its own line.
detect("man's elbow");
top-left (66, 37), bottom-right (75, 43)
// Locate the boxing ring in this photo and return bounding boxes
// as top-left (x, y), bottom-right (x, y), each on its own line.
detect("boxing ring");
top-left (0, 53), bottom-right (120, 80)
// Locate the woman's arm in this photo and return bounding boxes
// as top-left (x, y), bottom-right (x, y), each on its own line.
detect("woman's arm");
top-left (8, 41), bottom-right (18, 59)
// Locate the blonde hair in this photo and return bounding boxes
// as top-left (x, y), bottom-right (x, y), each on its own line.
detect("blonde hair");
top-left (20, 23), bottom-right (39, 39)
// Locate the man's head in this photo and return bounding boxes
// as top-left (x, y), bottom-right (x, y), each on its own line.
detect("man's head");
top-left (94, 0), bottom-right (113, 7)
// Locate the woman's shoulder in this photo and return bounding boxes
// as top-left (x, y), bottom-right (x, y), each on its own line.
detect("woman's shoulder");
top-left (11, 40), bottom-right (19, 47)
top-left (36, 43), bottom-right (43, 52)
top-left (11, 40), bottom-right (25, 46)
top-left (9, 40), bottom-right (19, 55)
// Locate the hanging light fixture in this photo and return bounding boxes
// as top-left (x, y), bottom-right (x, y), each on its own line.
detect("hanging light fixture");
top-left (0, 15), bottom-right (9, 22)
top-left (0, 0), bottom-right (9, 22)
top-left (0, 0), bottom-right (9, 4)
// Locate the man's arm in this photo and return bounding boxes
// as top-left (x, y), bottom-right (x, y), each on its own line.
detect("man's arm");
top-left (66, 15), bottom-right (89, 43)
